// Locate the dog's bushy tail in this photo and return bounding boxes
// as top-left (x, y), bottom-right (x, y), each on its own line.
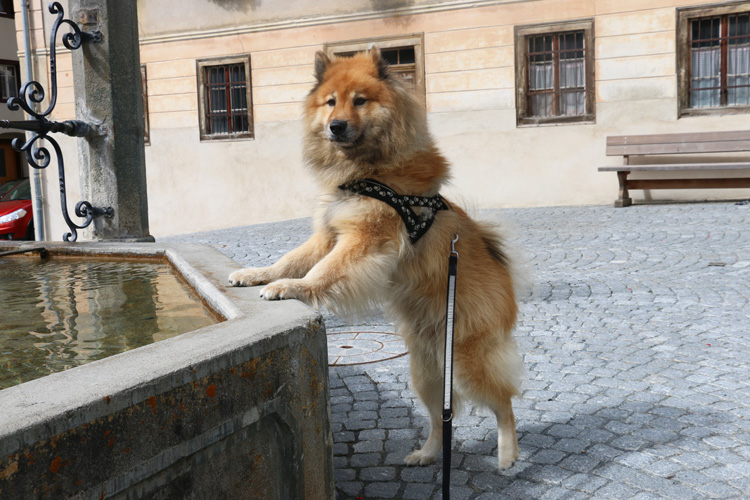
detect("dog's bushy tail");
top-left (475, 217), bottom-right (533, 303)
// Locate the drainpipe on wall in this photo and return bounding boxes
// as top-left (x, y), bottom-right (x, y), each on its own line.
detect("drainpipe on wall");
top-left (21, 0), bottom-right (46, 241)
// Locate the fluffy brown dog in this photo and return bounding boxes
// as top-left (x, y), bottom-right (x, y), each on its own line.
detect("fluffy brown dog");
top-left (229, 48), bottom-right (523, 469)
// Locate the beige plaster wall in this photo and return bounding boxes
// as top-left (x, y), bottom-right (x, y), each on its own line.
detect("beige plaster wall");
top-left (136, 0), bottom-right (533, 39)
top-left (17, 0), bottom-right (750, 239)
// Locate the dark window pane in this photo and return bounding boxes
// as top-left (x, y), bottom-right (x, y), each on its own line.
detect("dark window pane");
top-left (230, 64), bottom-right (245, 84)
top-left (0, 64), bottom-right (18, 100)
top-left (399, 47), bottom-right (415, 64)
top-left (232, 114), bottom-right (249, 133)
top-left (728, 17), bottom-right (750, 106)
top-left (530, 94), bottom-right (552, 117)
top-left (0, 0), bottom-right (14, 16)
top-left (210, 116), bottom-right (228, 134)
top-left (381, 49), bottom-right (399, 65)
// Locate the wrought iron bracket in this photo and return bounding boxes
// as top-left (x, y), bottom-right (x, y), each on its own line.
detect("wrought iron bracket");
top-left (0, 2), bottom-right (110, 242)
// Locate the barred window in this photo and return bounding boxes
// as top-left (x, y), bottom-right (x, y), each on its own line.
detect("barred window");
top-left (326, 35), bottom-right (425, 104)
top-left (689, 14), bottom-right (750, 108)
top-left (515, 20), bottom-right (594, 126)
top-left (0, 61), bottom-right (19, 101)
top-left (678, 3), bottom-right (750, 117)
top-left (527, 31), bottom-right (586, 117)
top-left (336, 46), bottom-right (417, 89)
top-left (196, 56), bottom-right (253, 141)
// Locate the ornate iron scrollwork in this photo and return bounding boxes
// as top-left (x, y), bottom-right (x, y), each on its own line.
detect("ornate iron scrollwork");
top-left (0, 2), bottom-right (111, 242)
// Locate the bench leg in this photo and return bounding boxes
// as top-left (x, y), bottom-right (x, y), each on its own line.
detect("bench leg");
top-left (615, 171), bottom-right (632, 208)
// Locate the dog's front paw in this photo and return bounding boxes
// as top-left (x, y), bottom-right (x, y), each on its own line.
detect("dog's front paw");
top-left (404, 450), bottom-right (438, 466)
top-left (228, 268), bottom-right (268, 287)
top-left (259, 279), bottom-right (307, 301)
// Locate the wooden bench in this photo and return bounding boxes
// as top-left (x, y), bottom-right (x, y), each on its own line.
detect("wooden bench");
top-left (599, 130), bottom-right (750, 207)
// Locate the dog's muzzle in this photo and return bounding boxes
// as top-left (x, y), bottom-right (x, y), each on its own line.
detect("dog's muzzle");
top-left (327, 120), bottom-right (358, 144)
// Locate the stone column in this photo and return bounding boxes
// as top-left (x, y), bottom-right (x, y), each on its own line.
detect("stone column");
top-left (70, 0), bottom-right (153, 241)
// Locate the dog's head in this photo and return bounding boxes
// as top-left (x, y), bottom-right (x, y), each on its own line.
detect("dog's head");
top-left (304, 47), bottom-right (429, 177)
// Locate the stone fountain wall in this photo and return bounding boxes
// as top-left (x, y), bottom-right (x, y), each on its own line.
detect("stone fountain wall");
top-left (0, 241), bottom-right (335, 500)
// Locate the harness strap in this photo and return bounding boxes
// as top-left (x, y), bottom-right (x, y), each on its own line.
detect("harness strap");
top-left (338, 178), bottom-right (449, 244)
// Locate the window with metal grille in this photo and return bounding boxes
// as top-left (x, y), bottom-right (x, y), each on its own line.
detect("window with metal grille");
top-left (526, 31), bottom-right (586, 117)
top-left (0, 61), bottom-right (19, 101)
top-left (335, 46), bottom-right (417, 90)
top-left (0, 0), bottom-right (14, 18)
top-left (196, 56), bottom-right (253, 141)
top-left (689, 14), bottom-right (750, 108)
top-left (381, 47), bottom-right (417, 89)
top-left (678, 3), bottom-right (750, 117)
top-left (515, 20), bottom-right (594, 126)
top-left (326, 35), bottom-right (425, 104)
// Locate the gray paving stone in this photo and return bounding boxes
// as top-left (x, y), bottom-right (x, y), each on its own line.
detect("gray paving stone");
top-left (350, 453), bottom-right (381, 468)
top-left (400, 466), bottom-right (436, 482)
top-left (548, 489), bottom-right (594, 500)
top-left (333, 443), bottom-right (349, 455)
top-left (697, 481), bottom-right (744, 498)
top-left (336, 481), bottom-right (362, 497)
top-left (558, 454), bottom-right (601, 473)
top-left (358, 428), bottom-right (386, 440)
top-left (335, 468), bottom-right (356, 482)
top-left (353, 440), bottom-right (383, 454)
top-left (517, 464), bottom-right (573, 484)
top-left (364, 481), bottom-right (400, 498)
top-left (561, 473), bottom-right (609, 493)
top-left (403, 482), bottom-right (436, 499)
top-left (360, 467), bottom-right (396, 481)
top-left (166, 203), bottom-right (750, 500)
top-left (437, 486), bottom-right (478, 500)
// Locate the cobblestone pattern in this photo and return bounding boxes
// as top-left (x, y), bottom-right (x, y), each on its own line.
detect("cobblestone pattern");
top-left (165, 203), bottom-right (750, 499)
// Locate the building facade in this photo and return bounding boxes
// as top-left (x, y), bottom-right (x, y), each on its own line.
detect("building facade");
top-left (11, 0), bottom-right (750, 239)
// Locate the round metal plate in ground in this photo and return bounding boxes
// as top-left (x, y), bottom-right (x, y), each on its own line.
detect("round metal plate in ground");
top-left (327, 331), bottom-right (407, 366)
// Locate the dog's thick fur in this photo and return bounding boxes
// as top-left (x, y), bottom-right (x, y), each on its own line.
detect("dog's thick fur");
top-left (229, 48), bottom-right (523, 469)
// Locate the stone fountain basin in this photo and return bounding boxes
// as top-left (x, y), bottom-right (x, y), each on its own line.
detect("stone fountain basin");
top-left (0, 241), bottom-right (334, 500)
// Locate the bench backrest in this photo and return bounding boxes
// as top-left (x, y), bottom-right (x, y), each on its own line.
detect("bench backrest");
top-left (606, 130), bottom-right (750, 156)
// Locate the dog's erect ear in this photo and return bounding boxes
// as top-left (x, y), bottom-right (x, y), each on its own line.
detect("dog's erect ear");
top-left (314, 51), bottom-right (331, 84)
top-left (370, 46), bottom-right (390, 81)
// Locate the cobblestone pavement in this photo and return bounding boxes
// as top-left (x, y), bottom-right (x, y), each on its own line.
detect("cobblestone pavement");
top-left (165, 202), bottom-right (750, 499)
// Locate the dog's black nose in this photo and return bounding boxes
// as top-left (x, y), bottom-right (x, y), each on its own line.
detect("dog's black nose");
top-left (329, 120), bottom-right (348, 137)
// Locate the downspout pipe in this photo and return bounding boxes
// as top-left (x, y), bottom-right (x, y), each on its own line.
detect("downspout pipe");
top-left (21, 0), bottom-right (46, 241)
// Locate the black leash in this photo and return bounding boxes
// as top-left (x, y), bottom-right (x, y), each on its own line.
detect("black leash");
top-left (442, 234), bottom-right (459, 500)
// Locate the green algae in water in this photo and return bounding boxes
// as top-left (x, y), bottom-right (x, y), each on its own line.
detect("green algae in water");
top-left (0, 257), bottom-right (218, 389)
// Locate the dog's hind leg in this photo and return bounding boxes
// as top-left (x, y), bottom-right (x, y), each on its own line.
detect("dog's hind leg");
top-left (404, 353), bottom-right (444, 466)
top-left (455, 338), bottom-right (521, 470)
top-left (492, 392), bottom-right (519, 470)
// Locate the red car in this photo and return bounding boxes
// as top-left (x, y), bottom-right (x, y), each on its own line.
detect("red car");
top-left (0, 178), bottom-right (34, 240)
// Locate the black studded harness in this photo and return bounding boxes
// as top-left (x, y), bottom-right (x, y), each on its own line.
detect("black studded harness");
top-left (338, 178), bottom-right (450, 244)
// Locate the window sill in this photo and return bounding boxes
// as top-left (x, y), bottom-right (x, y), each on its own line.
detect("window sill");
top-left (679, 106), bottom-right (750, 119)
top-left (516, 116), bottom-right (596, 128)
top-left (199, 133), bottom-right (255, 142)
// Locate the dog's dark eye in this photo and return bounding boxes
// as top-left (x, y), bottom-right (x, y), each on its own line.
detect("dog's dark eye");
top-left (353, 97), bottom-right (367, 106)
top-left (326, 98), bottom-right (336, 107)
